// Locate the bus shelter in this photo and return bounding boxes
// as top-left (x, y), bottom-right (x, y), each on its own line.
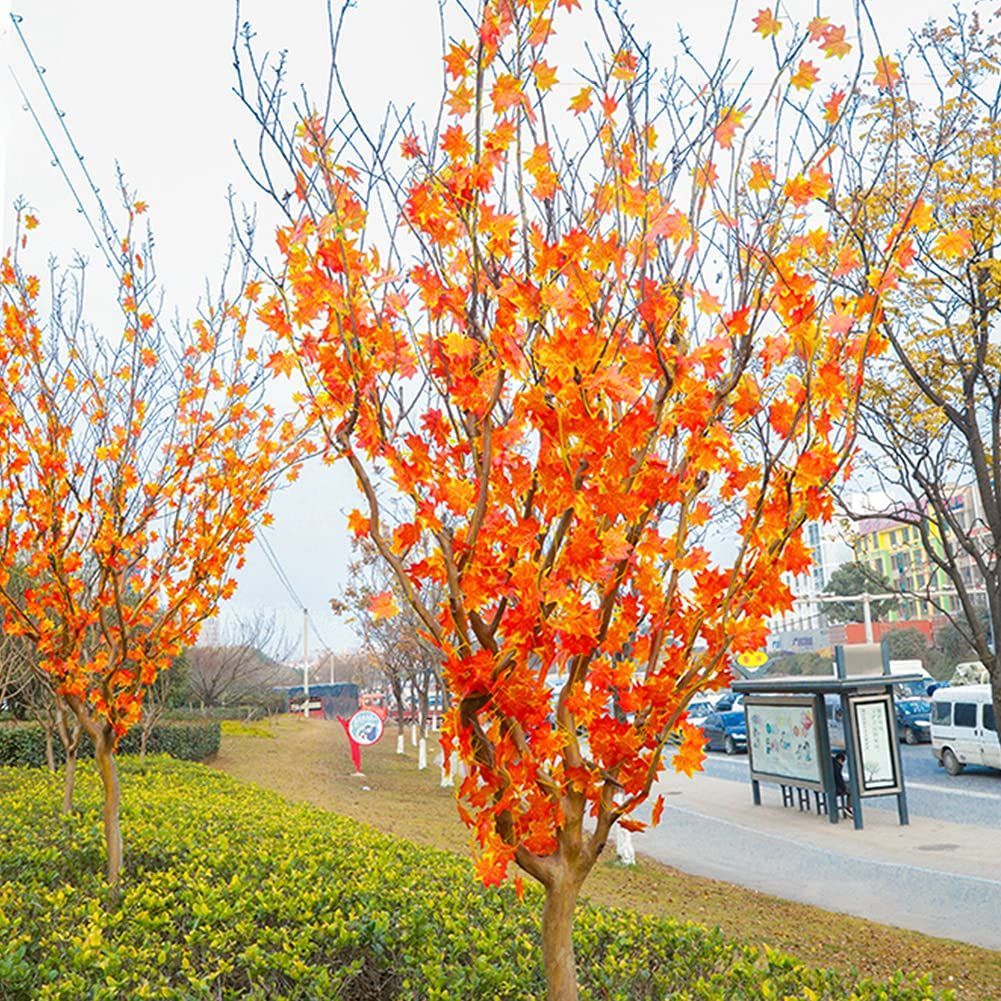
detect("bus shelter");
top-left (731, 671), bottom-right (923, 829)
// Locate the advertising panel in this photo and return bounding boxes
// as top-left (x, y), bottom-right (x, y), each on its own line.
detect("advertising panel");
top-left (849, 693), bottom-right (902, 796)
top-left (746, 697), bottom-right (823, 790)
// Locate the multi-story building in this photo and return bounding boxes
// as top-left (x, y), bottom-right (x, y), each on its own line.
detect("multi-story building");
top-left (855, 484), bottom-right (987, 622)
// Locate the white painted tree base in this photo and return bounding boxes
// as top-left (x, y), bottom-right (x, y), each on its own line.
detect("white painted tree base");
top-left (410, 723), bottom-right (418, 746)
top-left (396, 734), bottom-right (405, 755)
top-left (418, 737), bottom-right (428, 770)
top-left (615, 824), bottom-right (636, 866)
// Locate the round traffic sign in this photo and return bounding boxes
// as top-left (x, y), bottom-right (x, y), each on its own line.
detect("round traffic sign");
top-left (348, 709), bottom-right (385, 746)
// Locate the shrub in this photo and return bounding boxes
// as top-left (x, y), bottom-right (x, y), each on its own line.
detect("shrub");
top-left (0, 758), bottom-right (950, 1000)
top-left (0, 720), bottom-right (220, 768)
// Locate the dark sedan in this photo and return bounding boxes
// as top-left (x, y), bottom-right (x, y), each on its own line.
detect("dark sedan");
top-left (700, 710), bottom-right (748, 755)
top-left (895, 698), bottom-right (932, 744)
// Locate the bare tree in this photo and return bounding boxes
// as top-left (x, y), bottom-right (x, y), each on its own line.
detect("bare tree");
top-left (186, 612), bottom-right (291, 711)
top-left (840, 9), bottom-right (1001, 750)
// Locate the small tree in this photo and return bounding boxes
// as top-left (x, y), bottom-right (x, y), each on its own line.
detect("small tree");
top-left (240, 3), bottom-right (916, 995)
top-left (0, 198), bottom-right (309, 887)
top-left (334, 542), bottom-right (446, 767)
top-left (838, 8), bottom-right (1001, 750)
top-left (185, 611), bottom-right (290, 711)
top-left (824, 562), bottom-right (899, 623)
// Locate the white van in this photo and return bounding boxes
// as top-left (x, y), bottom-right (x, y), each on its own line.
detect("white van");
top-left (930, 685), bottom-right (1000, 775)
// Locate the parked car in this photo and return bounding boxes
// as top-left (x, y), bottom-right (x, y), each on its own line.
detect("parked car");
top-left (685, 699), bottom-right (714, 721)
top-left (713, 691), bottom-right (746, 712)
top-left (700, 710), bottom-right (748, 754)
top-left (931, 684), bottom-right (1000, 775)
top-left (894, 698), bottom-right (931, 744)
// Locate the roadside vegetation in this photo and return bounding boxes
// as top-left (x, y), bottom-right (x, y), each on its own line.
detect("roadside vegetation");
top-left (214, 718), bottom-right (1000, 1001)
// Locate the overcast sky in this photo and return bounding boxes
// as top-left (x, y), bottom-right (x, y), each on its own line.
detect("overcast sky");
top-left (2, 0), bottom-right (953, 655)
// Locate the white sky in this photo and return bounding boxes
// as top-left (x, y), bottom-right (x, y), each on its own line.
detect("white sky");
top-left (2, 0), bottom-right (954, 654)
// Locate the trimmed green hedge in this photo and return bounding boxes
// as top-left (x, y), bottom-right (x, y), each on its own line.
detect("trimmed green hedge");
top-left (0, 758), bottom-right (949, 1000)
top-left (0, 720), bottom-right (220, 767)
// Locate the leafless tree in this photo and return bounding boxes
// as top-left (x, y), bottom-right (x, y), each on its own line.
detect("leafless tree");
top-left (186, 611), bottom-right (292, 711)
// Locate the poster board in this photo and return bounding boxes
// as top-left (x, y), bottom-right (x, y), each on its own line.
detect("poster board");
top-left (746, 696), bottom-right (824, 791)
top-left (848, 693), bottom-right (903, 796)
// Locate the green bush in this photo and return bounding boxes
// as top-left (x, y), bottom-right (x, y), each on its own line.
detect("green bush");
top-left (0, 720), bottom-right (220, 768)
top-left (0, 758), bottom-right (949, 1001)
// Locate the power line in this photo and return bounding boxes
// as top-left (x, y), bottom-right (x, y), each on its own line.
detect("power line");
top-left (255, 534), bottom-right (334, 654)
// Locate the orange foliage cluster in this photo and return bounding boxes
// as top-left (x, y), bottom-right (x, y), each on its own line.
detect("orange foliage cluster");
top-left (0, 212), bottom-right (309, 740)
top-left (258, 1), bottom-right (920, 885)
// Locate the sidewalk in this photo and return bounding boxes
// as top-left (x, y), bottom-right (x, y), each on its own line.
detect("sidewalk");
top-left (633, 768), bottom-right (1001, 949)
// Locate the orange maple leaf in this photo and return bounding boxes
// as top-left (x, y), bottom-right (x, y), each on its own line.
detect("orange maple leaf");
top-left (748, 160), bottom-right (774, 192)
top-left (441, 125), bottom-right (473, 161)
top-left (400, 133), bottom-right (423, 159)
top-left (533, 60), bottom-right (558, 92)
top-left (697, 289), bottom-right (722, 315)
top-left (873, 56), bottom-right (900, 91)
top-left (823, 89), bottom-right (845, 126)
top-left (266, 351), bottom-right (297, 377)
top-left (368, 590), bottom-right (399, 621)
top-left (446, 83), bottom-right (474, 117)
top-left (934, 228), bottom-right (973, 260)
top-left (806, 16), bottom-right (829, 41)
top-left (714, 105), bottom-right (746, 149)
top-left (672, 722), bottom-right (707, 778)
top-left (612, 49), bottom-right (638, 82)
top-left (569, 86), bottom-right (593, 115)
top-left (790, 60), bottom-right (819, 91)
top-left (650, 794), bottom-right (665, 827)
top-left (907, 198), bottom-right (934, 233)
top-left (346, 509), bottom-right (370, 536)
top-left (443, 42), bottom-right (472, 80)
top-left (491, 73), bottom-right (525, 115)
top-left (752, 7), bottom-right (781, 38)
top-left (821, 25), bottom-right (851, 59)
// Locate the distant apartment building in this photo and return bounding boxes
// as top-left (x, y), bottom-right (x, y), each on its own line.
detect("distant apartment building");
top-left (855, 484), bottom-right (988, 622)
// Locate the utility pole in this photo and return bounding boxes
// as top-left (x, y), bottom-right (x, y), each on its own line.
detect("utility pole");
top-left (862, 592), bottom-right (874, 644)
top-left (302, 607), bottom-right (309, 719)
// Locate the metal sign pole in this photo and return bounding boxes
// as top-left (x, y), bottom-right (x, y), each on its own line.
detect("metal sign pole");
top-left (815, 693), bottom-right (839, 824)
top-left (839, 692), bottom-right (864, 830)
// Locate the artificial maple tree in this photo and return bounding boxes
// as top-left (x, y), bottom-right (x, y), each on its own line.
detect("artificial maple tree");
top-left (0, 198), bottom-right (310, 887)
top-left (240, 2), bottom-right (919, 995)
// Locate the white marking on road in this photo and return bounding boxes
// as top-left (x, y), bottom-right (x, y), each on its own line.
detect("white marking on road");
top-left (906, 780), bottom-right (1000, 801)
top-left (661, 803), bottom-right (1001, 888)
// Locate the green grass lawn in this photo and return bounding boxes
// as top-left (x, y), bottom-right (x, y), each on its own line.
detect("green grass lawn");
top-left (212, 716), bottom-right (1001, 1001)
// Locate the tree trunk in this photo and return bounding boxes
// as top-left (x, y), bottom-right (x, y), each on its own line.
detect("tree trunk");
top-left (396, 725), bottom-right (405, 755)
top-left (61, 750), bottom-right (77, 815)
top-left (541, 877), bottom-right (580, 1001)
top-left (54, 696), bottom-right (80, 812)
top-left (94, 730), bottom-right (123, 890)
top-left (440, 749), bottom-right (454, 787)
top-left (140, 725), bottom-right (149, 766)
top-left (43, 725), bottom-right (55, 772)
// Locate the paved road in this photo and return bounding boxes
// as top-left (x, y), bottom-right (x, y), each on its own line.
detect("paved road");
top-left (698, 743), bottom-right (1001, 828)
top-left (635, 749), bottom-right (1001, 949)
